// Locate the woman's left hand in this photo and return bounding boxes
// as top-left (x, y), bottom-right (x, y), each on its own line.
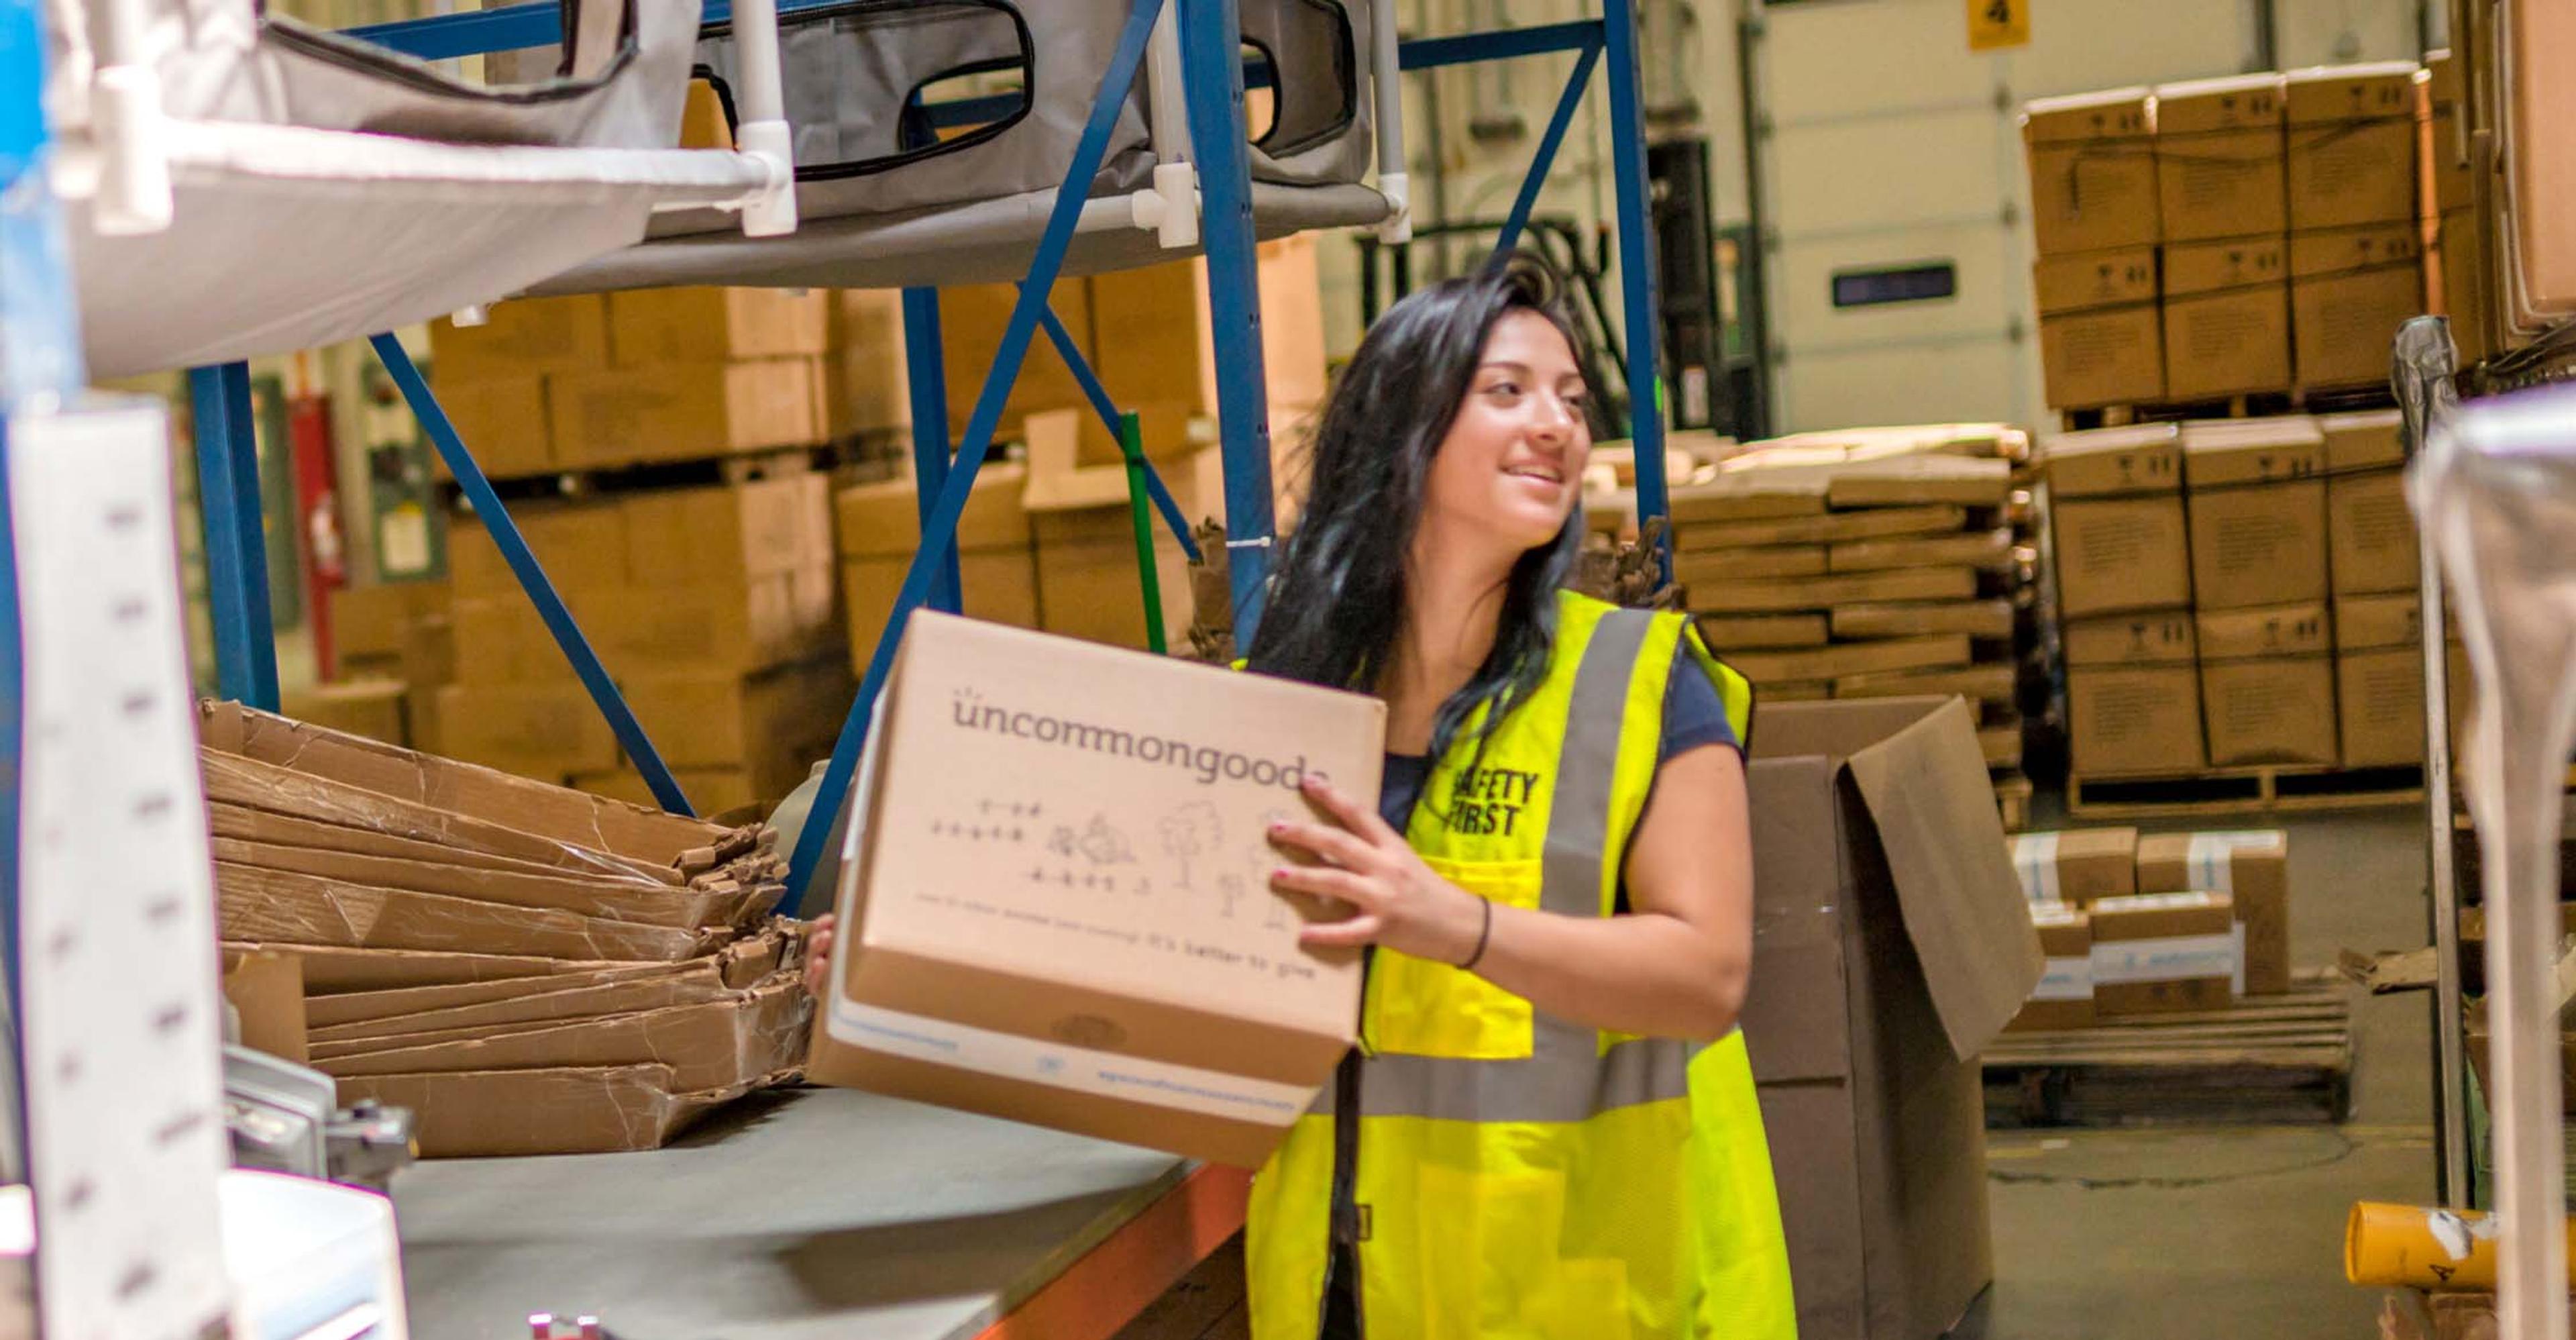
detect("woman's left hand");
top-left (1269, 775), bottom-right (1488, 966)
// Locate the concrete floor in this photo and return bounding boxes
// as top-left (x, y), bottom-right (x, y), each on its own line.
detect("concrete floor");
top-left (1974, 805), bottom-right (2440, 1340)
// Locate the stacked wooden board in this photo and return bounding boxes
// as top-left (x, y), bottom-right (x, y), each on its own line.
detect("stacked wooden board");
top-left (203, 701), bottom-right (811, 1157)
top-left (1671, 423), bottom-right (2036, 819)
top-left (1982, 980), bottom-right (2355, 1127)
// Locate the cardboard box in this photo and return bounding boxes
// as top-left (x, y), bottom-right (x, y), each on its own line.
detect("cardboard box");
top-left (447, 597), bottom-right (576, 687)
top-left (2043, 423), bottom-right (2182, 497)
top-left (2068, 666), bottom-right (2207, 774)
top-left (2158, 72), bottom-right (2286, 133)
top-left (282, 680), bottom-right (409, 749)
top-left (2163, 284), bottom-right (2292, 399)
top-left (1678, 504), bottom-right (1968, 551)
top-left (2039, 305), bottom-right (2165, 409)
top-left (1697, 613), bottom-right (1830, 650)
top-left (2163, 235), bottom-right (2290, 297)
top-left (807, 612), bottom-right (1384, 1169)
top-left (448, 502), bottom-right (629, 598)
top-left (2201, 656), bottom-right (2339, 766)
top-left (2157, 132), bottom-right (2288, 242)
top-left (548, 359), bottom-right (818, 468)
top-left (606, 288), bottom-right (829, 366)
top-left (2033, 248), bottom-right (2159, 315)
top-left (1738, 697), bottom-right (2039, 1340)
top-left (937, 278), bottom-right (1096, 437)
top-left (2328, 468), bottom-right (2417, 595)
top-left (2008, 826), bottom-right (2138, 906)
top-left (1034, 527), bottom-right (1198, 651)
top-left (430, 376), bottom-right (553, 480)
top-left (2006, 906), bottom-right (2097, 1032)
top-left (622, 474), bottom-right (833, 588)
top-left (2136, 831), bottom-right (2290, 994)
top-left (2294, 262), bottom-right (2426, 390)
top-left (1826, 528), bottom-right (2012, 574)
top-left (2063, 611), bottom-right (2196, 666)
top-left (580, 572), bottom-right (837, 673)
top-left (1088, 238), bottom-right (1332, 421)
top-left (2335, 592), bottom-right (2422, 650)
top-left (429, 296), bottom-right (611, 383)
top-left (2288, 119), bottom-right (2419, 231)
top-left (621, 660), bottom-right (850, 772)
top-left (432, 682), bottom-right (623, 778)
top-left (331, 580), bottom-right (448, 669)
top-left (2439, 207), bottom-right (2496, 367)
top-left (844, 551), bottom-right (1042, 674)
top-left (1687, 567), bottom-right (1978, 616)
top-left (2197, 601), bottom-right (2331, 660)
top-left (1828, 599), bottom-right (2017, 641)
top-left (1832, 662), bottom-right (2019, 707)
top-left (2088, 892), bottom-right (2239, 1015)
top-left (2053, 495), bottom-right (2192, 617)
top-left (2023, 90), bottom-right (2159, 256)
top-left (837, 464), bottom-right (1034, 558)
top-left (2286, 62), bottom-right (2421, 127)
top-left (1678, 545), bottom-right (1827, 583)
top-left (2320, 408), bottom-right (2405, 472)
top-left (821, 289), bottom-right (911, 440)
top-left (2188, 480), bottom-right (2328, 609)
top-left (2181, 415), bottom-right (2326, 486)
top-left (2337, 647), bottom-right (2428, 767)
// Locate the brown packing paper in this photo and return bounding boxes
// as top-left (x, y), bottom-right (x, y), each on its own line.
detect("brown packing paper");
top-left (2052, 495), bottom-right (2192, 617)
top-left (575, 767), bottom-right (767, 817)
top-left (216, 862), bottom-right (729, 962)
top-left (211, 837), bottom-right (753, 930)
top-left (2200, 656), bottom-right (2339, 766)
top-left (334, 1063), bottom-right (788, 1158)
top-left (2135, 831), bottom-right (2290, 994)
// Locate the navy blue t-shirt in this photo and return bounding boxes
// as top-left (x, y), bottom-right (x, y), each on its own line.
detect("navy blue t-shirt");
top-left (1376, 643), bottom-right (1738, 832)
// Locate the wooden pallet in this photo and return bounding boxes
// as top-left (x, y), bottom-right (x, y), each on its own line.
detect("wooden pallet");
top-left (470, 443), bottom-right (834, 503)
top-left (2057, 382), bottom-right (2400, 432)
top-left (2067, 762), bottom-right (2424, 819)
top-left (1982, 983), bottom-right (2354, 1128)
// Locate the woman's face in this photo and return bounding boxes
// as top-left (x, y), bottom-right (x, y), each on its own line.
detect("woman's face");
top-left (1419, 309), bottom-right (1593, 558)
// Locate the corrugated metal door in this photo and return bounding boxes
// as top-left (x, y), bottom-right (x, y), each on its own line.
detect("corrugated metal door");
top-left (1750, 0), bottom-right (2255, 430)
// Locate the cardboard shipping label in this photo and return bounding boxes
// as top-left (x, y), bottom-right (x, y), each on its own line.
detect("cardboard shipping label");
top-left (811, 613), bottom-right (1385, 1168)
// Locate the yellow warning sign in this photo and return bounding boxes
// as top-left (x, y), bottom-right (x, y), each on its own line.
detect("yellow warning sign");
top-left (1968, 0), bottom-right (2029, 50)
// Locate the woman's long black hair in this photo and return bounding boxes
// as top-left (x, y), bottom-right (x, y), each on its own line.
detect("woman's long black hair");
top-left (1246, 252), bottom-right (1598, 764)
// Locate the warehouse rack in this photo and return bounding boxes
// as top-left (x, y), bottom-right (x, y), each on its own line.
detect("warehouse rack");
top-left (0, 0), bottom-right (1679, 1331)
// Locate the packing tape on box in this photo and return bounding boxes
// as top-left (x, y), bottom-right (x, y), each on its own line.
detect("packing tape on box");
top-left (2033, 954), bottom-right (2093, 1002)
top-left (2184, 831), bottom-right (2277, 893)
top-left (828, 998), bottom-right (1312, 1127)
top-left (2011, 832), bottom-right (2062, 905)
top-left (2092, 924), bottom-right (2247, 996)
top-left (2343, 1202), bottom-right (2576, 1288)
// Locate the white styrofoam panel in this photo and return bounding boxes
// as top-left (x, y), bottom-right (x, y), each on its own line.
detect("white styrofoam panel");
top-left (1778, 336), bottom-right (2025, 433)
top-left (1768, 106), bottom-right (2009, 236)
top-left (1762, 0), bottom-right (1998, 121)
top-left (1774, 219), bottom-right (2017, 346)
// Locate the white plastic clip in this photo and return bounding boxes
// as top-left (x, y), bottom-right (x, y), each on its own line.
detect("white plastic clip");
top-left (89, 64), bottom-right (172, 236)
top-left (735, 119), bottom-right (800, 238)
top-left (1374, 170), bottom-right (1412, 245)
top-left (1130, 162), bottom-right (1201, 249)
top-left (450, 305), bottom-right (490, 329)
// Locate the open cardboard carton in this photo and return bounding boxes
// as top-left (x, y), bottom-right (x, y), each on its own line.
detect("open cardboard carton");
top-left (808, 611), bottom-right (1383, 1167)
top-left (1737, 695), bottom-right (2043, 1340)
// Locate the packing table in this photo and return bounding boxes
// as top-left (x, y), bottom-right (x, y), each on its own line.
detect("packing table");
top-left (391, 1086), bottom-right (1250, 1339)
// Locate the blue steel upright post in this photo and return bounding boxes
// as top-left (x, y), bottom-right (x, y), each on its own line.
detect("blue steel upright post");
top-left (1177, 0), bottom-right (1277, 646)
top-left (1600, 0), bottom-right (1669, 576)
top-left (187, 362), bottom-right (282, 711)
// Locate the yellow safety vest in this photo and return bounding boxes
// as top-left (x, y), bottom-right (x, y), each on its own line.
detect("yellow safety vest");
top-left (1244, 590), bottom-right (1797, 1339)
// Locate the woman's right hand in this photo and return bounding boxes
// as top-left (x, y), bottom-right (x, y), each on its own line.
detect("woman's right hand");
top-left (802, 913), bottom-right (837, 997)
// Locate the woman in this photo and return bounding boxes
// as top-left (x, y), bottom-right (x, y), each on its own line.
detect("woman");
top-left (804, 254), bottom-right (1794, 1338)
top-left (1232, 253), bottom-right (1794, 1339)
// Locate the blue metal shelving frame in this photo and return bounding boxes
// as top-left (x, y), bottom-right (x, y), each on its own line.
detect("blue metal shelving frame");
top-left (19, 0), bottom-right (1673, 905)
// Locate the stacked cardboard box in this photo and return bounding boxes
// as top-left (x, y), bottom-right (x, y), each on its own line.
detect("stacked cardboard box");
top-left (429, 289), bottom-right (828, 479)
top-left (2286, 64), bottom-right (2428, 390)
top-left (2420, 49), bottom-right (2492, 365)
top-left (2155, 76), bottom-right (2292, 400)
top-left (316, 578), bottom-right (456, 752)
top-left (837, 463), bottom-right (1042, 674)
top-left (2184, 417), bottom-right (2338, 768)
top-left (2000, 826), bottom-right (2290, 1028)
top-left (2027, 89), bottom-right (2165, 408)
top-left (203, 701), bottom-right (808, 1157)
top-left (441, 472), bottom-right (847, 809)
top-left (2320, 409), bottom-right (2465, 767)
top-left (2049, 423), bottom-right (2204, 774)
top-left (1674, 426), bottom-right (2029, 778)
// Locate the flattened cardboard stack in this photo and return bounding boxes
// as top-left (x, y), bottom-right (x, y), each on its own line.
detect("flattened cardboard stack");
top-left (1674, 425), bottom-right (2033, 795)
top-left (442, 472), bottom-right (847, 811)
top-left (201, 701), bottom-right (809, 1157)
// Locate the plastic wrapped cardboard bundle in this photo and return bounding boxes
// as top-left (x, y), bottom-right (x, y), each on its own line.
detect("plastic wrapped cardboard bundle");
top-left (200, 701), bottom-right (810, 1156)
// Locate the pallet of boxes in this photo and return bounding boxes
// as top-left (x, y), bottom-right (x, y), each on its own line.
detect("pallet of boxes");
top-left (1984, 825), bottom-right (2355, 1126)
top-left (305, 578), bottom-right (454, 752)
top-left (1668, 424), bottom-right (2035, 823)
top-left (2047, 411), bottom-right (2451, 812)
top-left (426, 290), bottom-right (851, 815)
top-left (205, 701), bottom-right (809, 1157)
top-left (2029, 64), bottom-right (2432, 423)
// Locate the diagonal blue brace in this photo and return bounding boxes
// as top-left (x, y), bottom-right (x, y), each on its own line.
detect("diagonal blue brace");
top-left (370, 335), bottom-right (694, 819)
top-left (1492, 34), bottom-right (1602, 261)
top-left (1037, 303), bottom-right (1203, 564)
top-left (788, 0), bottom-right (1166, 900)
top-left (188, 362), bottom-right (282, 711)
top-left (1601, 0), bottom-right (1670, 581)
top-left (900, 288), bottom-right (964, 615)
